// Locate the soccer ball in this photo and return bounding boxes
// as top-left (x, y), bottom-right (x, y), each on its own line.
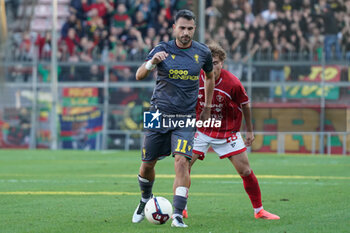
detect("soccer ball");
top-left (144, 196), bottom-right (173, 224)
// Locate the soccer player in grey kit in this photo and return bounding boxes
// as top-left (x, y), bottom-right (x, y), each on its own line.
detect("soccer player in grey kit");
top-left (132, 10), bottom-right (215, 227)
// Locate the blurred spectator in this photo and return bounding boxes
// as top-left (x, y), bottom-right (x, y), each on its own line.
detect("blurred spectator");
top-left (118, 67), bottom-right (134, 81)
top-left (162, 0), bottom-right (174, 21)
top-left (81, 0), bottom-right (114, 18)
top-left (153, 9), bottom-right (172, 38)
top-left (113, 3), bottom-right (131, 28)
top-left (18, 32), bottom-right (33, 61)
top-left (69, 0), bottom-right (85, 20)
top-left (35, 32), bottom-right (51, 60)
top-left (61, 14), bottom-right (83, 38)
top-left (316, 0), bottom-right (341, 60)
top-left (78, 37), bottom-right (93, 62)
top-left (62, 28), bottom-right (80, 56)
top-left (228, 52), bottom-right (244, 80)
top-left (133, 10), bottom-right (149, 37)
top-left (137, 0), bottom-right (155, 25)
top-left (206, 0), bottom-right (224, 33)
top-left (279, 0), bottom-right (294, 12)
top-left (261, 1), bottom-right (277, 23)
top-left (86, 17), bottom-right (105, 41)
top-left (256, 28), bottom-right (272, 57)
top-left (243, 1), bottom-right (255, 25)
top-left (88, 65), bottom-right (103, 81)
top-left (342, 15), bottom-right (350, 60)
top-left (127, 27), bottom-right (147, 60)
top-left (309, 27), bottom-right (324, 60)
top-left (58, 39), bottom-right (70, 61)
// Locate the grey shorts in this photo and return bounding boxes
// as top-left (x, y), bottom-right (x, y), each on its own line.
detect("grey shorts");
top-left (141, 127), bottom-right (196, 162)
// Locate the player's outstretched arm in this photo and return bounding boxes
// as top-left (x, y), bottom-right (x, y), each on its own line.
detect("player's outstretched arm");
top-left (200, 70), bottom-right (215, 121)
top-left (135, 51), bottom-right (168, 80)
top-left (135, 63), bottom-right (152, 81)
top-left (242, 102), bottom-right (254, 146)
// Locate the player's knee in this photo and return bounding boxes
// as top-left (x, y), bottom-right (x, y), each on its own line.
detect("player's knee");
top-left (141, 161), bottom-right (156, 173)
top-left (174, 154), bottom-right (190, 170)
top-left (238, 168), bottom-right (251, 177)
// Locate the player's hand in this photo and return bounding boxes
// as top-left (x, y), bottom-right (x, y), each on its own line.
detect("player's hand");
top-left (244, 132), bottom-right (255, 147)
top-left (199, 107), bottom-right (211, 121)
top-left (151, 51), bottom-right (168, 65)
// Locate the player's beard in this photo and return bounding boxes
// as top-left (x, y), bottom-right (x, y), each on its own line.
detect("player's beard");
top-left (178, 35), bottom-right (191, 46)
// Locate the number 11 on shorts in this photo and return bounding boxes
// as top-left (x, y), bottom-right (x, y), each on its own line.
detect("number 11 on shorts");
top-left (175, 139), bottom-right (188, 153)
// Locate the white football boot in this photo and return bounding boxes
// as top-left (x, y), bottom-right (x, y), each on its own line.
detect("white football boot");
top-left (132, 200), bottom-right (146, 223)
top-left (171, 215), bottom-right (188, 228)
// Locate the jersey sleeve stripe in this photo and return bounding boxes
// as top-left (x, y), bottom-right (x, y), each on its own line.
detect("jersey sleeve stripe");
top-left (240, 100), bottom-right (250, 105)
top-left (214, 88), bottom-right (232, 99)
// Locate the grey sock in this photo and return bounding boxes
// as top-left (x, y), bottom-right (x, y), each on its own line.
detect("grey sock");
top-left (173, 195), bottom-right (187, 215)
top-left (138, 175), bottom-right (153, 201)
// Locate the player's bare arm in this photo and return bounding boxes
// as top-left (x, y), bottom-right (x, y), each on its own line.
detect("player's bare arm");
top-left (200, 70), bottom-right (215, 121)
top-left (135, 51), bottom-right (168, 80)
top-left (241, 102), bottom-right (254, 146)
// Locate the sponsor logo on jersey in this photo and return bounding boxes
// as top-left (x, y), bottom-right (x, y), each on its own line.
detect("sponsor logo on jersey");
top-left (171, 54), bottom-right (176, 59)
top-left (216, 95), bottom-right (224, 102)
top-left (199, 101), bottom-right (223, 108)
top-left (194, 54), bottom-right (199, 63)
top-left (168, 69), bottom-right (199, 81)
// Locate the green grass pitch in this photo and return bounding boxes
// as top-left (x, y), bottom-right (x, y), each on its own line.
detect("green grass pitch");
top-left (0, 150), bottom-right (349, 233)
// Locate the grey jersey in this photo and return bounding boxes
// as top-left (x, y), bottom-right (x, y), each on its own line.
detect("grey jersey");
top-left (146, 40), bottom-right (213, 114)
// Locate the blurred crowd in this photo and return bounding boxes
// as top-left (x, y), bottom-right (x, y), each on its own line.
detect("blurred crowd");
top-left (12, 0), bottom-right (186, 62)
top-left (206, 0), bottom-right (350, 61)
top-left (9, 0), bottom-right (350, 63)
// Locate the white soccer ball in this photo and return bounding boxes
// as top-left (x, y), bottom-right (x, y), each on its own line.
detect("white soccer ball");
top-left (144, 196), bottom-right (173, 224)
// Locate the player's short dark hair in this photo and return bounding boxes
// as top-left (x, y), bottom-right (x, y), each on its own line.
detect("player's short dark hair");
top-left (175, 9), bottom-right (196, 23)
top-left (208, 42), bottom-right (226, 61)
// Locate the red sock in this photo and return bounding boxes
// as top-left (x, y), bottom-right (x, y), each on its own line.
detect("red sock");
top-left (241, 170), bottom-right (262, 208)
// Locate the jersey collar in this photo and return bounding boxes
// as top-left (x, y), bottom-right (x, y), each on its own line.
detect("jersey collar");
top-left (215, 77), bottom-right (222, 86)
top-left (175, 40), bottom-right (192, 49)
top-left (201, 73), bottom-right (222, 87)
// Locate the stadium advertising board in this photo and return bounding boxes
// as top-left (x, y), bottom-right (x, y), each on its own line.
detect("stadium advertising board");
top-left (274, 65), bottom-right (341, 100)
top-left (60, 88), bottom-right (102, 150)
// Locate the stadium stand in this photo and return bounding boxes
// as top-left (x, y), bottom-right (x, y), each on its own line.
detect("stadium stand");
top-left (5, 0), bottom-right (350, 62)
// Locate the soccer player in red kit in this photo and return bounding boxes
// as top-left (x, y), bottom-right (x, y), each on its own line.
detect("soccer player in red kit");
top-left (186, 43), bottom-right (280, 220)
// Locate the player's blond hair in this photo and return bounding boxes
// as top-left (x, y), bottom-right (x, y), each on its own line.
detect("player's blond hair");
top-left (208, 42), bottom-right (226, 62)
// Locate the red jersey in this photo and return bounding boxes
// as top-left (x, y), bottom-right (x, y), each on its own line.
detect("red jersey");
top-left (83, 3), bottom-right (109, 17)
top-left (196, 69), bottom-right (249, 139)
